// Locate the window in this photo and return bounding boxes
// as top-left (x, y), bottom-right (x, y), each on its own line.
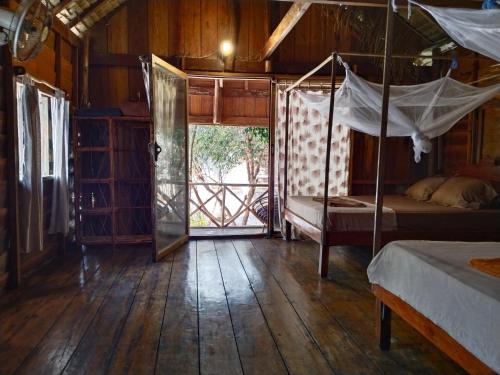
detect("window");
top-left (16, 82), bottom-right (54, 180)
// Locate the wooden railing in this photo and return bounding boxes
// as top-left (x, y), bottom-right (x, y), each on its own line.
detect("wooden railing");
top-left (189, 182), bottom-right (268, 228)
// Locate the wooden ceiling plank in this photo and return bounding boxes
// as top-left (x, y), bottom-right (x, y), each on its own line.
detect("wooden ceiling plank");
top-left (67, 0), bottom-right (105, 29)
top-left (261, 0), bottom-right (312, 60)
top-left (270, 0), bottom-right (483, 8)
top-left (53, 0), bottom-right (72, 15)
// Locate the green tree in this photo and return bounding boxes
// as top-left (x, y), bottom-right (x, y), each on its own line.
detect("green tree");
top-left (189, 125), bottom-right (269, 226)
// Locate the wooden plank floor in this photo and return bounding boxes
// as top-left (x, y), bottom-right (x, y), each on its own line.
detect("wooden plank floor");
top-left (0, 240), bottom-right (465, 375)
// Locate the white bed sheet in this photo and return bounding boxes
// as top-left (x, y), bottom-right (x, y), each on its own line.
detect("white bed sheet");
top-left (287, 196), bottom-right (397, 231)
top-left (368, 240), bottom-right (500, 372)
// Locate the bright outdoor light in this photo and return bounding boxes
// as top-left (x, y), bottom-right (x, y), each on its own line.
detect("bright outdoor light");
top-left (220, 40), bottom-right (234, 57)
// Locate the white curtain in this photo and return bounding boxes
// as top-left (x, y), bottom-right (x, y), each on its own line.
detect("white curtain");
top-left (17, 82), bottom-right (43, 254)
top-left (276, 88), bottom-right (351, 234)
top-left (301, 67), bottom-right (500, 162)
top-left (49, 93), bottom-right (70, 235)
top-left (411, 2), bottom-right (500, 62)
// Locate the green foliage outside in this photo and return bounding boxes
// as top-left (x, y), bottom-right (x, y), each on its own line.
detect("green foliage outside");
top-left (189, 125), bottom-right (269, 226)
top-left (190, 125), bottom-right (269, 183)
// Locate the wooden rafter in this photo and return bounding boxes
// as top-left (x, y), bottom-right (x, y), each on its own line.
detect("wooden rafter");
top-left (67, 0), bottom-right (104, 29)
top-left (260, 0), bottom-right (312, 61)
top-left (53, 0), bottom-right (72, 14)
top-left (271, 0), bottom-right (483, 8)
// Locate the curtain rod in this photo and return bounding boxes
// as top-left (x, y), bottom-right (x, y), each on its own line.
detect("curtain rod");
top-left (16, 74), bottom-right (65, 95)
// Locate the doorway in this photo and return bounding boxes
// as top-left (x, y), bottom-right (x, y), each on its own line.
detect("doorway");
top-left (187, 77), bottom-right (273, 237)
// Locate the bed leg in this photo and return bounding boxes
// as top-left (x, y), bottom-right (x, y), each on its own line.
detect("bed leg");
top-left (376, 299), bottom-right (392, 351)
top-left (319, 244), bottom-right (329, 278)
top-left (285, 220), bottom-right (292, 241)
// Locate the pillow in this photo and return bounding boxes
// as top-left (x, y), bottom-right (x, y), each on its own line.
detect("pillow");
top-left (406, 176), bottom-right (447, 201)
top-left (430, 176), bottom-right (499, 209)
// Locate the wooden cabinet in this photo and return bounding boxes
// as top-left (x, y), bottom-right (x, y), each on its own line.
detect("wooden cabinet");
top-left (74, 116), bottom-right (152, 247)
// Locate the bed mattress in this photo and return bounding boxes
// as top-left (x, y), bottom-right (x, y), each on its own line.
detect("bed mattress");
top-left (287, 196), bottom-right (397, 231)
top-left (368, 240), bottom-right (500, 372)
top-left (286, 195), bottom-right (500, 232)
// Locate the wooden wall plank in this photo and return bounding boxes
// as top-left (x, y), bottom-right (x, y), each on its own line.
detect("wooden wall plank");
top-left (201, 0), bottom-right (218, 58)
top-left (250, 0), bottom-right (269, 62)
top-left (237, 0), bottom-right (250, 61)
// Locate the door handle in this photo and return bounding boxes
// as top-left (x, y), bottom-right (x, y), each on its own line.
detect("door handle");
top-left (149, 142), bottom-right (162, 162)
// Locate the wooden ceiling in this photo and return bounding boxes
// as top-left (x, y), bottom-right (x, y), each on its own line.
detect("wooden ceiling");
top-left (47, 0), bottom-right (127, 37)
top-left (48, 0), bottom-right (487, 54)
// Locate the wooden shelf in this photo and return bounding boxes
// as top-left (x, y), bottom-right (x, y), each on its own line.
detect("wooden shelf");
top-left (116, 178), bottom-right (149, 183)
top-left (80, 178), bottom-right (113, 183)
top-left (80, 236), bottom-right (113, 245)
top-left (74, 116), bottom-right (152, 248)
top-left (77, 147), bottom-right (111, 152)
top-left (115, 206), bottom-right (151, 210)
top-left (115, 235), bottom-right (152, 244)
top-left (76, 116), bottom-right (150, 122)
top-left (81, 208), bottom-right (113, 214)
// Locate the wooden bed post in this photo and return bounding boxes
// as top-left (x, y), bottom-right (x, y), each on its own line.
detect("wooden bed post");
top-left (372, 1), bottom-right (394, 258)
top-left (284, 91), bottom-right (291, 241)
top-left (376, 299), bottom-right (392, 350)
top-left (319, 52), bottom-right (337, 278)
top-left (373, 0), bottom-right (395, 350)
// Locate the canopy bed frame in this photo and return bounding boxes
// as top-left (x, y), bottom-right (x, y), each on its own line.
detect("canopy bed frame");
top-left (282, 1), bottom-right (500, 373)
top-left (279, 1), bottom-right (500, 373)
top-left (282, 50), bottom-right (500, 278)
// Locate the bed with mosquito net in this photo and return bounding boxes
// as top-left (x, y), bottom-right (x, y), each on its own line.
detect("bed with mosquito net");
top-left (280, 53), bottom-right (500, 277)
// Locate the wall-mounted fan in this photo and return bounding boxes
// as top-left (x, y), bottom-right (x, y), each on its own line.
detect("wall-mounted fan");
top-left (0, 0), bottom-right (52, 61)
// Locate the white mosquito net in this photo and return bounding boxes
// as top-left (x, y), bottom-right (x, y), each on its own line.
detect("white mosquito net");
top-left (411, 1), bottom-right (500, 62)
top-left (298, 66), bottom-right (500, 162)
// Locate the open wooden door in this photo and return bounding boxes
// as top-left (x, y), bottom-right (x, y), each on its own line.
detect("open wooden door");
top-left (146, 54), bottom-right (189, 261)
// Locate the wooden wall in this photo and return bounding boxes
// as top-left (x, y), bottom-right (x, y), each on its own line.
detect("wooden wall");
top-left (1, 0), bottom-right (80, 291)
top-left (89, 0), bottom-right (271, 108)
top-left (442, 57), bottom-right (500, 175)
top-left (477, 62), bottom-right (500, 166)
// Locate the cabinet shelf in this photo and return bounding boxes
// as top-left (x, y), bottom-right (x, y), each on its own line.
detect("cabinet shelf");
top-left (81, 208), bottom-right (113, 214)
top-left (77, 147), bottom-right (111, 152)
top-left (74, 116), bottom-right (152, 247)
top-left (115, 206), bottom-right (151, 210)
top-left (81, 236), bottom-right (113, 245)
top-left (80, 178), bottom-right (113, 183)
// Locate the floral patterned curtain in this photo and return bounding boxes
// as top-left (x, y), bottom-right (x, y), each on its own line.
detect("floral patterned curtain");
top-left (276, 88), bottom-right (351, 234)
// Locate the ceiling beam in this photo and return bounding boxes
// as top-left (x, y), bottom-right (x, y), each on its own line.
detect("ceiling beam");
top-left (67, 0), bottom-right (103, 29)
top-left (261, 1), bottom-right (312, 60)
top-left (53, 0), bottom-right (72, 14)
top-left (271, 0), bottom-right (483, 8)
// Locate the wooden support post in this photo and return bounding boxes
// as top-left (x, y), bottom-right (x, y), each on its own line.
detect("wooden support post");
top-left (283, 91), bottom-right (291, 241)
top-left (376, 299), bottom-right (392, 350)
top-left (4, 45), bottom-right (20, 288)
top-left (372, 0), bottom-right (394, 258)
top-left (373, 0), bottom-right (395, 340)
top-left (319, 53), bottom-right (337, 278)
top-left (81, 35), bottom-right (90, 107)
top-left (268, 79), bottom-right (275, 238)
